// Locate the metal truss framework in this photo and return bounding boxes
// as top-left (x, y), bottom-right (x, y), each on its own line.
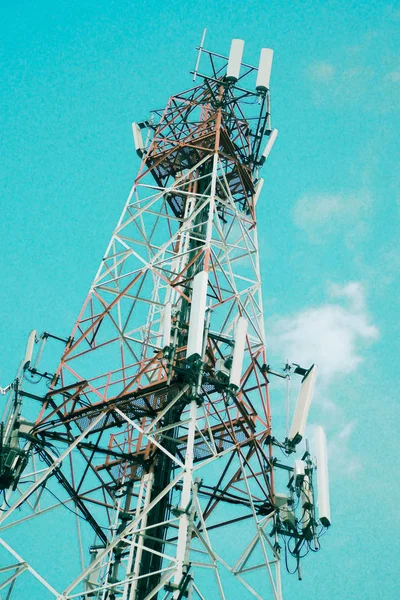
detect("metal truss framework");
top-left (0, 42), bottom-right (284, 600)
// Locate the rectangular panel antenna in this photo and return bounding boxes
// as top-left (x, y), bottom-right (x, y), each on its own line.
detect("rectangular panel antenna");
top-left (23, 330), bottom-right (36, 370)
top-left (132, 122), bottom-right (144, 157)
top-left (288, 364), bottom-right (318, 445)
top-left (229, 317), bottom-right (248, 389)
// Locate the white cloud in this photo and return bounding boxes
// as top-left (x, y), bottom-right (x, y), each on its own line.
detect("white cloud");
top-left (293, 191), bottom-right (372, 244)
top-left (386, 5), bottom-right (400, 21)
top-left (294, 191), bottom-right (358, 225)
top-left (329, 281), bottom-right (366, 314)
top-left (306, 60), bottom-right (375, 107)
top-left (306, 26), bottom-right (399, 112)
top-left (307, 61), bottom-right (335, 82)
top-left (327, 421), bottom-right (362, 476)
top-left (267, 282), bottom-right (378, 477)
top-left (267, 281), bottom-right (378, 386)
top-left (385, 70), bottom-right (400, 83)
top-left (362, 237), bottom-right (400, 287)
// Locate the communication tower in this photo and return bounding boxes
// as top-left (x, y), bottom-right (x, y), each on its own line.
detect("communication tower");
top-left (0, 34), bottom-right (331, 600)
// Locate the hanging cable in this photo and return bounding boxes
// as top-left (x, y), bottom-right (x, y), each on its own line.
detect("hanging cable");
top-left (43, 487), bottom-right (113, 531)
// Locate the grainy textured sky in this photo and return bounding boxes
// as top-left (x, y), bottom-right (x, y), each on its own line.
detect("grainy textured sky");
top-left (1, 1), bottom-right (399, 598)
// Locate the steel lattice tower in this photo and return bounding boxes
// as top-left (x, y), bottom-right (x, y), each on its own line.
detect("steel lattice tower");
top-left (0, 37), bottom-right (331, 600)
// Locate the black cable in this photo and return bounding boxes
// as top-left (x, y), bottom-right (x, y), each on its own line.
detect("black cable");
top-left (0, 491), bottom-right (9, 511)
top-left (278, 445), bottom-right (290, 458)
top-left (283, 537), bottom-right (299, 575)
top-left (43, 486), bottom-right (113, 531)
top-left (288, 535), bottom-right (309, 559)
top-left (34, 442), bottom-right (61, 459)
top-left (317, 525), bottom-right (329, 539)
top-left (0, 491), bottom-right (11, 510)
top-left (24, 371), bottom-right (43, 384)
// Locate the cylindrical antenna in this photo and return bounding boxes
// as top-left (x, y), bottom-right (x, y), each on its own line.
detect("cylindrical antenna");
top-left (285, 373), bottom-right (291, 438)
top-left (260, 129), bottom-right (278, 165)
top-left (186, 270), bottom-right (208, 359)
top-left (315, 426), bottom-right (331, 527)
top-left (226, 39), bottom-right (245, 83)
top-left (256, 48), bottom-right (274, 92)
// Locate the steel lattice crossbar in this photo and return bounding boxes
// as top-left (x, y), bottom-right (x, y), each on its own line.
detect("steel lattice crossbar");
top-left (0, 41), bottom-right (287, 600)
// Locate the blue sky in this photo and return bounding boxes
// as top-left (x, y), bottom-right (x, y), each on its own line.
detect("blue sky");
top-left (1, 1), bottom-right (399, 598)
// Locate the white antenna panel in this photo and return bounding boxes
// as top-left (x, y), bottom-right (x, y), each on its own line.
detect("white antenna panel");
top-left (288, 364), bottom-right (318, 445)
top-left (229, 317), bottom-right (248, 389)
top-left (162, 302), bottom-right (172, 348)
top-left (186, 270), bottom-right (208, 359)
top-left (294, 459), bottom-right (305, 485)
top-left (132, 122), bottom-right (144, 157)
top-left (254, 178), bottom-right (264, 206)
top-left (23, 330), bottom-right (36, 370)
top-left (226, 39), bottom-right (245, 82)
top-left (315, 426), bottom-right (331, 527)
top-left (256, 48), bottom-right (274, 91)
top-left (260, 129), bottom-right (278, 165)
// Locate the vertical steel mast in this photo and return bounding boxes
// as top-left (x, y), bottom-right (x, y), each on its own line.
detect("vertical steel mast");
top-left (0, 38), bottom-right (295, 600)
